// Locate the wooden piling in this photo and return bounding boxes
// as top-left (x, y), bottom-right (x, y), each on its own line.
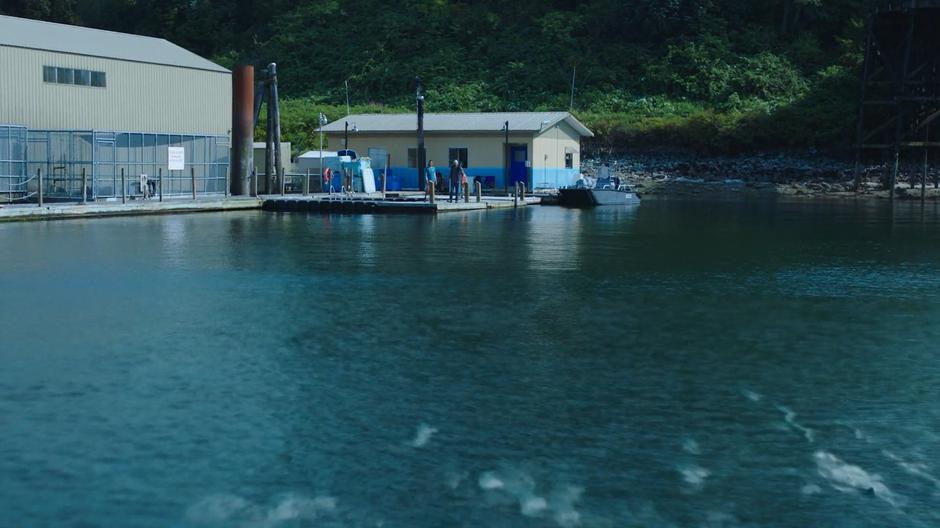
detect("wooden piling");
top-left (475, 180), bottom-right (482, 203)
top-left (463, 181), bottom-right (469, 203)
top-left (191, 167), bottom-right (197, 200)
top-left (37, 168), bottom-right (43, 207)
top-left (429, 182), bottom-right (435, 204)
top-left (158, 168), bottom-right (163, 202)
top-left (81, 168), bottom-right (87, 204)
top-left (121, 168), bottom-right (126, 204)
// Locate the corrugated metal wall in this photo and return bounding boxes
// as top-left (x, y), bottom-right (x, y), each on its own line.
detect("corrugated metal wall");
top-left (0, 46), bottom-right (231, 135)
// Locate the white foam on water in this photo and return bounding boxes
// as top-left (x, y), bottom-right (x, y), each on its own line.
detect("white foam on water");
top-left (446, 470), bottom-right (468, 490)
top-left (883, 450), bottom-right (940, 488)
top-left (678, 464), bottom-right (711, 487)
top-left (410, 423), bottom-right (438, 448)
top-left (549, 485), bottom-right (584, 528)
top-left (814, 451), bottom-right (898, 506)
top-left (478, 471), bottom-right (505, 490)
top-left (186, 493), bottom-right (256, 524)
top-left (521, 496), bottom-right (548, 517)
top-left (742, 389), bottom-right (763, 402)
top-left (681, 438), bottom-right (701, 455)
top-left (801, 483), bottom-right (823, 495)
top-left (478, 468), bottom-right (583, 527)
top-left (265, 495), bottom-right (336, 523)
top-left (777, 405), bottom-right (815, 443)
top-left (185, 493), bottom-right (336, 527)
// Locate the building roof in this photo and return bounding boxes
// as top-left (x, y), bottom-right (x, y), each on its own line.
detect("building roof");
top-left (0, 15), bottom-right (229, 73)
top-left (322, 112), bottom-right (594, 137)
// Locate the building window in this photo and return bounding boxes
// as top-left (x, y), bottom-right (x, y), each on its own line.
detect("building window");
top-left (565, 152), bottom-right (574, 169)
top-left (448, 147), bottom-right (469, 168)
top-left (44, 66), bottom-right (106, 88)
top-left (407, 148), bottom-right (418, 169)
top-left (75, 69), bottom-right (91, 86)
top-left (56, 67), bottom-right (74, 84)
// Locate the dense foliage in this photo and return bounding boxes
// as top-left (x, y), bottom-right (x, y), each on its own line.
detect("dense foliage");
top-left (3, 0), bottom-right (871, 154)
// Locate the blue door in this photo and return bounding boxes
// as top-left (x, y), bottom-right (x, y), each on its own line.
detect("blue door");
top-left (510, 145), bottom-right (528, 188)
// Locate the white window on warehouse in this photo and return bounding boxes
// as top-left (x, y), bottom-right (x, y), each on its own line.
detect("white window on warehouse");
top-left (448, 147), bottom-right (469, 168)
top-left (43, 66), bottom-right (106, 87)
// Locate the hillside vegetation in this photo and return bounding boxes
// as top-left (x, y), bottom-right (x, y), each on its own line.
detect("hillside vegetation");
top-left (3, 0), bottom-right (869, 154)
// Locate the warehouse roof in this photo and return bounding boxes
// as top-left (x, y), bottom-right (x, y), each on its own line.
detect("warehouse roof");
top-left (0, 15), bottom-right (229, 73)
top-left (322, 112), bottom-right (594, 137)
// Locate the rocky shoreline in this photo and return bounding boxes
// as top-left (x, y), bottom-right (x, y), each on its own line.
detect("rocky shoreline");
top-left (581, 153), bottom-right (940, 200)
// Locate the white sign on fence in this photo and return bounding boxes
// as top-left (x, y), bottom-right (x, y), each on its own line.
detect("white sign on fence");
top-left (168, 147), bottom-right (185, 171)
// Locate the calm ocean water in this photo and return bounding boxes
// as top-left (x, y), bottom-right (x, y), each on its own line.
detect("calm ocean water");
top-left (1, 199), bottom-right (940, 527)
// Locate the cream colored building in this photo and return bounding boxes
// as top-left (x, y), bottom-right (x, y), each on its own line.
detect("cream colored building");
top-left (321, 112), bottom-right (593, 190)
top-left (0, 15), bottom-right (232, 200)
top-left (0, 15), bottom-right (231, 135)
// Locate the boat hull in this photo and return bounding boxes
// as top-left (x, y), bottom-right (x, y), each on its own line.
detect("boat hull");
top-left (558, 188), bottom-right (640, 207)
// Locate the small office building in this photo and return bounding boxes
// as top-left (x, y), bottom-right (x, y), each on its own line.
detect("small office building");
top-left (320, 112), bottom-right (593, 190)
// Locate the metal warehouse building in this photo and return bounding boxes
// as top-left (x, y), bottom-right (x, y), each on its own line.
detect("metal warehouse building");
top-left (0, 15), bottom-right (232, 202)
top-left (322, 112), bottom-right (593, 191)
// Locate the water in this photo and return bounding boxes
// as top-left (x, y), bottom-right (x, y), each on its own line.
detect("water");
top-left (2, 199), bottom-right (940, 527)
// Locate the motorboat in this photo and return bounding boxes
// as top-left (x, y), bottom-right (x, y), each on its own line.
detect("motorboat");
top-left (558, 176), bottom-right (640, 207)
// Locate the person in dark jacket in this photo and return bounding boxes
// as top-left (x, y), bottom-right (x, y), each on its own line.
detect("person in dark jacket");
top-left (448, 160), bottom-right (463, 203)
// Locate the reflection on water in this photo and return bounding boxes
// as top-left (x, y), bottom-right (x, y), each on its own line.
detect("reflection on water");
top-left (2, 199), bottom-right (940, 527)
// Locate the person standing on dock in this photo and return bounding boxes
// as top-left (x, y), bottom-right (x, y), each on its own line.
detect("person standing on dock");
top-left (449, 160), bottom-right (463, 203)
top-left (425, 160), bottom-right (437, 200)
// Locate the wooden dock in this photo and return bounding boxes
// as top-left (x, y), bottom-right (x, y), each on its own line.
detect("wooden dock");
top-left (0, 197), bottom-right (262, 223)
top-left (0, 192), bottom-right (541, 222)
top-left (260, 193), bottom-right (540, 214)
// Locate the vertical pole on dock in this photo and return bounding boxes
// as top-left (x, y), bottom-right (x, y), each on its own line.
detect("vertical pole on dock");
top-left (270, 63), bottom-right (284, 197)
top-left (191, 167), bottom-right (197, 200)
top-left (503, 121), bottom-right (510, 195)
top-left (520, 182), bottom-right (526, 200)
top-left (383, 153), bottom-right (390, 198)
top-left (252, 168), bottom-right (258, 197)
top-left (158, 168), bottom-right (163, 202)
top-left (121, 168), bottom-right (126, 204)
top-left (429, 182), bottom-right (435, 204)
top-left (81, 168), bottom-right (87, 204)
top-left (890, 147), bottom-right (899, 201)
top-left (304, 169), bottom-right (310, 196)
top-left (475, 180), bottom-right (482, 203)
top-left (280, 171), bottom-right (285, 195)
top-left (463, 181), bottom-right (469, 203)
top-left (513, 182), bottom-right (519, 208)
top-left (923, 129), bottom-right (928, 203)
top-left (920, 132), bottom-right (930, 202)
top-left (37, 168), bottom-right (43, 207)
top-left (231, 64), bottom-right (254, 196)
top-left (416, 77), bottom-right (426, 192)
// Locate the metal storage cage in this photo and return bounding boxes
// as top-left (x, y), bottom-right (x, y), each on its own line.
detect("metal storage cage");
top-left (9, 128), bottom-right (229, 201)
top-left (0, 125), bottom-right (29, 203)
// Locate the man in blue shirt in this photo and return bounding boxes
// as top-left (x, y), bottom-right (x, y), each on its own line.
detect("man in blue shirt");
top-left (425, 160), bottom-right (437, 200)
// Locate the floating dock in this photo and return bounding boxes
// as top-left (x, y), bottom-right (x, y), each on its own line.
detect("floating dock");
top-left (260, 193), bottom-right (540, 214)
top-left (0, 193), bottom-right (541, 222)
top-left (0, 197), bottom-right (262, 222)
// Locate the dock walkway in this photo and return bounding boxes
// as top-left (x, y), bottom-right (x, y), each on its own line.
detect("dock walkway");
top-left (260, 193), bottom-right (540, 214)
top-left (0, 197), bottom-right (262, 223)
top-left (0, 192), bottom-right (541, 222)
